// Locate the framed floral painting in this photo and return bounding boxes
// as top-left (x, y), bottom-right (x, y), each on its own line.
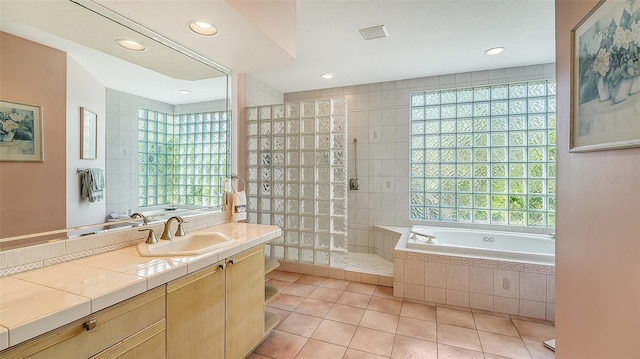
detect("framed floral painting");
top-left (0, 100), bottom-right (43, 161)
top-left (571, 0), bottom-right (640, 151)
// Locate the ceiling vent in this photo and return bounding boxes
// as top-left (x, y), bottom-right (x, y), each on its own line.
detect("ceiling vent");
top-left (359, 25), bottom-right (388, 40)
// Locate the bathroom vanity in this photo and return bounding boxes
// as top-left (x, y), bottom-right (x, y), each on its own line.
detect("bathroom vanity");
top-left (0, 222), bottom-right (280, 358)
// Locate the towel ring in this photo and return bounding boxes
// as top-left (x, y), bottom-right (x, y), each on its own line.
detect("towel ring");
top-left (231, 175), bottom-right (245, 193)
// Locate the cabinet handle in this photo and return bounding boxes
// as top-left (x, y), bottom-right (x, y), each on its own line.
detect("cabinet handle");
top-left (219, 263), bottom-right (226, 270)
top-left (228, 258), bottom-right (235, 265)
top-left (84, 319), bottom-right (97, 331)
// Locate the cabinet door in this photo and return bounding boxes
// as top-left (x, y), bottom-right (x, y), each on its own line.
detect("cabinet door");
top-left (89, 320), bottom-right (166, 359)
top-left (166, 261), bottom-right (226, 359)
top-left (0, 287), bottom-right (165, 359)
top-left (225, 245), bottom-right (265, 359)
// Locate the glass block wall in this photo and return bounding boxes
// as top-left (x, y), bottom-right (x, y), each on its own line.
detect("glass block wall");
top-left (138, 109), bottom-right (230, 207)
top-left (409, 80), bottom-right (556, 227)
top-left (246, 99), bottom-right (348, 267)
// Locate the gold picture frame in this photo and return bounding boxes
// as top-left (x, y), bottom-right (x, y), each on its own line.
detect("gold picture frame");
top-left (571, 0), bottom-right (640, 152)
top-left (0, 100), bottom-right (44, 161)
top-left (80, 107), bottom-right (97, 160)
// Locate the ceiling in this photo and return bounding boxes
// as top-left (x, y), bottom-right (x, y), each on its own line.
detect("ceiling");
top-left (251, 0), bottom-right (557, 93)
top-left (1, 0), bottom-right (556, 102)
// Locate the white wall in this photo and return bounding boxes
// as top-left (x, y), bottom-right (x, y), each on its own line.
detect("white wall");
top-left (66, 57), bottom-right (106, 227)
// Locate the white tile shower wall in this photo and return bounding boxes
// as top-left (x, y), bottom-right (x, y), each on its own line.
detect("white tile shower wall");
top-left (246, 75), bottom-right (284, 107)
top-left (284, 64), bottom-right (556, 247)
top-left (393, 249), bottom-right (555, 321)
top-left (105, 89), bottom-right (227, 216)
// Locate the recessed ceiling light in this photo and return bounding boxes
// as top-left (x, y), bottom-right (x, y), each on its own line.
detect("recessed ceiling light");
top-left (485, 47), bottom-right (505, 55)
top-left (116, 39), bottom-right (146, 52)
top-left (189, 21), bottom-right (218, 36)
top-left (321, 73), bottom-right (335, 79)
top-left (179, 90), bottom-right (192, 94)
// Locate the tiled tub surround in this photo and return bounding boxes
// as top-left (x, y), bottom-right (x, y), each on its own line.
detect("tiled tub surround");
top-left (0, 220), bottom-right (281, 350)
top-left (394, 229), bottom-right (555, 321)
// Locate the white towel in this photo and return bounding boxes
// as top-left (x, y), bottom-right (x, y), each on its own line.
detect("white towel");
top-left (81, 168), bottom-right (104, 203)
top-left (229, 190), bottom-right (247, 222)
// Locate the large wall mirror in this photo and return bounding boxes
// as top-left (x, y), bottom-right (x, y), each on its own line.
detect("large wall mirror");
top-left (0, 0), bottom-right (231, 249)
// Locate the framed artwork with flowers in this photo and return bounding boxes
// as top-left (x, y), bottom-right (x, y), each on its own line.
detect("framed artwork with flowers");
top-left (571, 0), bottom-right (640, 151)
top-left (0, 100), bottom-right (43, 161)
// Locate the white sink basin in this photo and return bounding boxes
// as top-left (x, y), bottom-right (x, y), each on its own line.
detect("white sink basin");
top-left (137, 232), bottom-right (235, 257)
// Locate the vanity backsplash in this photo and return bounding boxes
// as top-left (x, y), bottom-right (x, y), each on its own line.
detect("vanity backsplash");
top-left (0, 211), bottom-right (229, 277)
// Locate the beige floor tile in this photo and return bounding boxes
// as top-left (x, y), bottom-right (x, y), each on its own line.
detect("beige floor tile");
top-left (281, 283), bottom-right (316, 298)
top-left (359, 309), bottom-right (399, 333)
top-left (473, 312), bottom-right (519, 337)
top-left (478, 331), bottom-right (532, 359)
top-left (396, 316), bottom-right (437, 342)
top-left (265, 307), bottom-right (292, 326)
top-left (326, 303), bottom-right (366, 325)
top-left (320, 278), bottom-right (351, 290)
top-left (513, 319), bottom-right (556, 342)
top-left (337, 291), bottom-right (372, 309)
top-left (308, 286), bottom-right (344, 303)
top-left (246, 353), bottom-right (272, 359)
top-left (266, 293), bottom-right (305, 311)
top-left (483, 354), bottom-right (513, 359)
top-left (349, 327), bottom-right (395, 357)
top-left (437, 307), bottom-right (476, 329)
top-left (471, 308), bottom-right (511, 318)
top-left (367, 296), bottom-right (402, 315)
top-left (345, 282), bottom-right (377, 295)
top-left (294, 297), bottom-right (334, 318)
top-left (436, 323), bottom-right (482, 352)
top-left (266, 278), bottom-right (293, 292)
top-left (310, 319), bottom-right (357, 347)
top-left (277, 312), bottom-right (323, 337)
top-left (523, 338), bottom-right (556, 359)
top-left (274, 271), bottom-right (303, 282)
top-left (295, 274), bottom-right (327, 286)
top-left (373, 286), bottom-right (396, 298)
top-left (436, 343), bottom-right (484, 359)
top-left (391, 334), bottom-right (437, 359)
top-left (400, 301), bottom-right (436, 322)
top-left (343, 348), bottom-right (388, 359)
top-left (254, 330), bottom-right (307, 359)
top-left (295, 338), bottom-right (347, 359)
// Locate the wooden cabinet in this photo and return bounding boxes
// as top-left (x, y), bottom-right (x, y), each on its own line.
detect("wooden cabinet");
top-left (166, 260), bottom-right (226, 359)
top-left (0, 287), bottom-right (165, 359)
top-left (165, 245), bottom-right (265, 359)
top-left (225, 245), bottom-right (265, 359)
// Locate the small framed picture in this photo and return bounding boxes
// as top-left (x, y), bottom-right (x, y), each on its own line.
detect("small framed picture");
top-left (0, 100), bottom-right (43, 161)
top-left (81, 107), bottom-right (97, 159)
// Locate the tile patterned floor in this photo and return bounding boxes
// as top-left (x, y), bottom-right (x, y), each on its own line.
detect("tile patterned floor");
top-left (344, 253), bottom-right (394, 276)
top-left (252, 270), bottom-right (555, 359)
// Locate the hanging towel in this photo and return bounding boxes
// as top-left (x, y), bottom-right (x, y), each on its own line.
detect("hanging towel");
top-left (229, 190), bottom-right (247, 222)
top-left (81, 168), bottom-right (104, 203)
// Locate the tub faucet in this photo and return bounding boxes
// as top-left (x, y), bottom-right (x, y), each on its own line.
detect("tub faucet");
top-left (130, 212), bottom-right (148, 225)
top-left (161, 216), bottom-right (187, 241)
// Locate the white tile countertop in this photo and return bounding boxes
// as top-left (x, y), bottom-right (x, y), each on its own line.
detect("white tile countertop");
top-left (0, 222), bottom-right (281, 350)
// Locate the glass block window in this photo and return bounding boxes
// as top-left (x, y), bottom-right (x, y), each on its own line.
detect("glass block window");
top-left (138, 109), bottom-right (230, 207)
top-left (410, 80), bottom-right (556, 227)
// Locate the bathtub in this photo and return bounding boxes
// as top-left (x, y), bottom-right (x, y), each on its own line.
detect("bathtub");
top-left (394, 225), bottom-right (556, 320)
top-left (406, 225), bottom-right (555, 266)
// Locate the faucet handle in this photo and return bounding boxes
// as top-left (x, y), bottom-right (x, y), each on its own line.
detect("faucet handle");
top-left (175, 221), bottom-right (187, 237)
top-left (138, 229), bottom-right (158, 244)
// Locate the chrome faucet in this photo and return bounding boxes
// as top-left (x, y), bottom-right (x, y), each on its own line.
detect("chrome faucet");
top-left (160, 216), bottom-right (187, 240)
top-left (130, 212), bottom-right (148, 225)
